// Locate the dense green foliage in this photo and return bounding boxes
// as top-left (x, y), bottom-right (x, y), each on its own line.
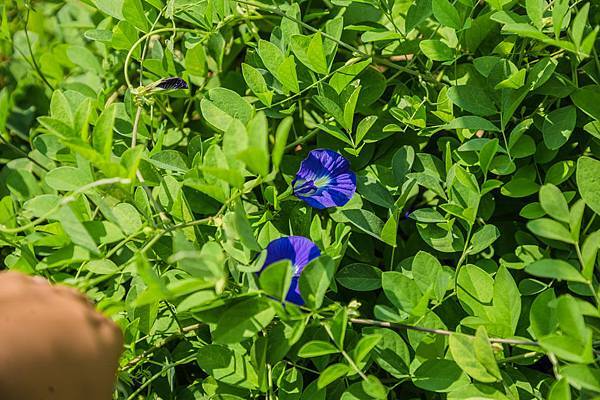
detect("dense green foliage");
top-left (2, 0), bottom-right (600, 398)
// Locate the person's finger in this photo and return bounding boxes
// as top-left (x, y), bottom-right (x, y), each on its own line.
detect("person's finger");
top-left (31, 275), bottom-right (50, 286)
top-left (53, 285), bottom-right (93, 307)
top-left (0, 270), bottom-right (31, 284)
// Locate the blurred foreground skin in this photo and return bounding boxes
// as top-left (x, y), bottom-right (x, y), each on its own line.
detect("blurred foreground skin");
top-left (0, 271), bottom-right (123, 400)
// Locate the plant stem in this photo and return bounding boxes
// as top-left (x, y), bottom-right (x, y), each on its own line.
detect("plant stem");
top-left (498, 351), bottom-right (542, 364)
top-left (285, 126), bottom-right (320, 150)
top-left (131, 105), bottom-right (142, 148)
top-left (349, 318), bottom-right (540, 346)
top-left (0, 178), bottom-right (130, 234)
top-left (126, 354), bottom-right (197, 399)
top-left (123, 323), bottom-right (203, 370)
top-left (23, 6), bottom-right (54, 91)
top-left (323, 323), bottom-right (368, 381)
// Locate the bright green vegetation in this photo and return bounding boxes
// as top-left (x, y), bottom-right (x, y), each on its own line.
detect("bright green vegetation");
top-left (2, 0), bottom-right (600, 399)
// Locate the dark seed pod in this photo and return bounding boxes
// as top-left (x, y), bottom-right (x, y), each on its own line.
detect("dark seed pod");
top-left (156, 77), bottom-right (188, 90)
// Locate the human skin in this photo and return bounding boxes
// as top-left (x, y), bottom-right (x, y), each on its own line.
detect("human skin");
top-left (0, 271), bottom-right (123, 400)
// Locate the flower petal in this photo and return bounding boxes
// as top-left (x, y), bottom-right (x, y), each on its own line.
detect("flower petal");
top-left (293, 149), bottom-right (356, 209)
top-left (262, 236), bottom-right (321, 275)
top-left (260, 236), bottom-right (321, 306)
top-left (295, 149), bottom-right (351, 182)
top-left (286, 277), bottom-right (304, 305)
top-left (156, 77), bottom-right (188, 90)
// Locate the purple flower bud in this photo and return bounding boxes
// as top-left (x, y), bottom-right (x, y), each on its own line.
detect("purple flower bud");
top-left (156, 77), bottom-right (188, 90)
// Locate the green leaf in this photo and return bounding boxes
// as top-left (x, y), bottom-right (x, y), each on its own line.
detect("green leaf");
top-left (382, 271), bottom-right (425, 315)
top-left (412, 359), bottom-right (470, 392)
top-left (449, 327), bottom-right (501, 383)
top-left (212, 297), bottom-right (276, 344)
top-left (561, 364), bottom-right (600, 392)
top-left (539, 184), bottom-right (570, 223)
top-left (96, 0), bottom-right (124, 19)
top-left (363, 326), bottom-right (410, 377)
top-left (92, 103), bottom-right (116, 161)
top-left (479, 139), bottom-right (499, 177)
top-left (457, 263), bottom-right (494, 305)
top-left (122, 0), bottom-right (149, 32)
top-left (318, 363), bottom-right (350, 389)
top-left (113, 202), bottom-right (142, 235)
top-left (501, 177), bottom-right (540, 198)
top-left (50, 90), bottom-right (73, 124)
top-left (552, 0), bottom-right (569, 38)
top-left (557, 295), bottom-right (588, 343)
top-left (196, 345), bottom-right (258, 389)
top-left (571, 85), bottom-right (600, 120)
top-left (527, 218), bottom-right (574, 243)
top-left (447, 85), bottom-right (497, 116)
top-left (200, 88), bottom-right (254, 131)
top-left (491, 265), bottom-right (521, 336)
top-left (419, 39), bottom-right (454, 61)
top-left (272, 116), bottom-right (293, 171)
top-left (337, 209), bottom-right (386, 242)
top-left (56, 204), bottom-right (100, 255)
top-left (343, 84), bottom-right (361, 132)
top-left (85, 29), bottom-right (112, 43)
top-left (577, 156), bottom-right (600, 215)
top-left (392, 146), bottom-right (415, 183)
top-left (584, 120), bottom-right (600, 139)
top-left (443, 116), bottom-right (500, 132)
top-left (150, 150), bottom-right (188, 172)
top-left (526, 0), bottom-right (545, 30)
top-left (242, 63), bottom-right (272, 106)
top-left (540, 333), bottom-right (593, 363)
top-left (258, 39), bottom-right (283, 74)
top-left (185, 43), bottom-right (207, 77)
top-left (581, 230), bottom-right (600, 280)
top-left (356, 115), bottom-right (377, 145)
top-left (432, 0), bottom-right (462, 30)
top-left (542, 106), bottom-right (576, 150)
top-left (352, 334), bottom-right (382, 364)
top-left (411, 251), bottom-right (449, 301)
top-left (299, 255), bottom-right (335, 309)
top-left (406, 0), bottom-right (433, 32)
top-left (298, 340), bottom-right (339, 357)
top-left (530, 289), bottom-right (558, 338)
top-left (45, 166), bottom-right (92, 191)
top-left (548, 378), bottom-right (571, 400)
top-left (329, 59), bottom-right (371, 93)
top-left (259, 259), bottom-right (293, 301)
top-left (571, 3), bottom-right (589, 48)
top-left (67, 45), bottom-right (102, 74)
top-left (239, 112), bottom-right (269, 177)
top-left (494, 68), bottom-right (526, 90)
top-left (468, 224), bottom-right (500, 254)
top-left (307, 33), bottom-right (328, 74)
top-left (361, 375), bottom-right (387, 399)
top-left (525, 259), bottom-right (587, 282)
top-left (291, 34), bottom-right (323, 74)
top-left (86, 259), bottom-right (119, 274)
top-left (277, 56), bottom-right (300, 93)
top-left (336, 263), bottom-right (382, 291)
top-left (380, 213), bottom-right (398, 247)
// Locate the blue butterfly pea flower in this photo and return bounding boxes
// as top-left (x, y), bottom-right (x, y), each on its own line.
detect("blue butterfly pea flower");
top-left (259, 236), bottom-right (321, 305)
top-left (292, 149), bottom-right (356, 209)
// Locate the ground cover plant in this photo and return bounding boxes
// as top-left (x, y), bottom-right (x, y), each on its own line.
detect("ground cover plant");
top-left (2, 0), bottom-right (600, 398)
